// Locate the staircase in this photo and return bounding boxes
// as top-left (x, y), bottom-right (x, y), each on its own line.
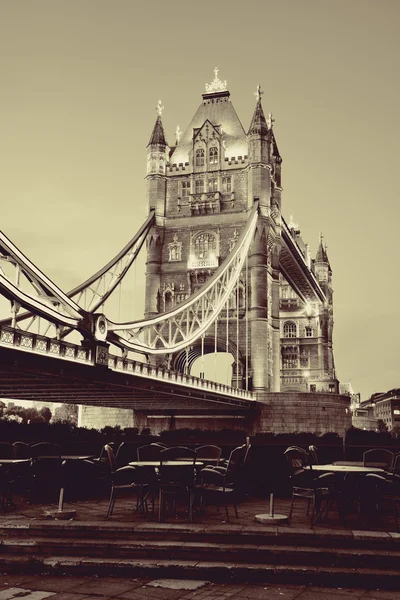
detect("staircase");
top-left (1, 520), bottom-right (400, 589)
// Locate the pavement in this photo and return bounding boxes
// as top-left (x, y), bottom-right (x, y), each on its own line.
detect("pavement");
top-left (1, 573), bottom-right (400, 600)
top-left (1, 493), bottom-right (400, 597)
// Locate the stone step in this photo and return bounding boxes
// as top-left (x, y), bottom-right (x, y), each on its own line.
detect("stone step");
top-left (2, 535), bottom-right (400, 571)
top-left (1, 520), bottom-right (399, 550)
top-left (1, 553), bottom-right (400, 589)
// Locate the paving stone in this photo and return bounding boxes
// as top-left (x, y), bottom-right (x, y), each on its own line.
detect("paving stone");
top-left (299, 588), bottom-right (365, 597)
top-left (0, 589), bottom-right (55, 600)
top-left (0, 577), bottom-right (38, 591)
top-left (45, 594), bottom-right (90, 600)
top-left (62, 581), bottom-right (137, 596)
top-left (362, 592), bottom-right (400, 599)
top-left (293, 591), bottom-right (363, 600)
top-left (11, 578), bottom-right (92, 593)
top-left (233, 585), bottom-right (304, 599)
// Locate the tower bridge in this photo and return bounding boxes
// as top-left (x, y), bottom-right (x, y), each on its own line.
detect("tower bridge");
top-left (0, 71), bottom-right (351, 434)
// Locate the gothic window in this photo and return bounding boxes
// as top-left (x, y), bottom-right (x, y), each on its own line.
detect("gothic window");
top-left (305, 326), bottom-right (313, 337)
top-left (222, 176), bottom-right (232, 193)
top-left (300, 352), bottom-right (309, 367)
top-left (194, 232), bottom-right (217, 260)
top-left (283, 321), bottom-right (297, 338)
top-left (228, 284), bottom-right (245, 309)
top-left (195, 179), bottom-right (204, 194)
top-left (209, 146), bottom-right (218, 164)
top-left (195, 148), bottom-right (205, 166)
top-left (282, 347), bottom-right (298, 369)
top-left (208, 177), bottom-right (218, 193)
top-left (181, 181), bottom-right (190, 197)
top-left (164, 291), bottom-right (173, 311)
top-left (159, 157), bottom-right (165, 174)
top-left (168, 234), bottom-right (182, 262)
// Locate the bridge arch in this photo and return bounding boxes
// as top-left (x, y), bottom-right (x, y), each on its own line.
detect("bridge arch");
top-left (171, 335), bottom-right (244, 385)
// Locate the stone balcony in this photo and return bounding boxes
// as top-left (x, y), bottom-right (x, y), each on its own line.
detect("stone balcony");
top-left (189, 191), bottom-right (221, 215)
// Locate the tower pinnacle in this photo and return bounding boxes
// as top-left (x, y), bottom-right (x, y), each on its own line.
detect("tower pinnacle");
top-left (205, 67), bottom-right (227, 94)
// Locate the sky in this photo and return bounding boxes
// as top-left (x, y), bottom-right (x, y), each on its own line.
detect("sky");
top-left (0, 0), bottom-right (399, 401)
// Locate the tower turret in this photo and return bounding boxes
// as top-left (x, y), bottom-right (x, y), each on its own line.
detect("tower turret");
top-left (314, 234), bottom-right (332, 297)
top-left (247, 86), bottom-right (271, 210)
top-left (146, 100), bottom-right (168, 217)
top-left (145, 101), bottom-right (168, 318)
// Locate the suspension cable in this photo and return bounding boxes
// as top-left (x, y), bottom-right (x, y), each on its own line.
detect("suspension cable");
top-left (201, 334), bottom-right (205, 379)
top-left (245, 253), bottom-right (249, 391)
top-left (236, 275), bottom-right (239, 388)
top-left (214, 314), bottom-right (217, 381)
top-left (226, 297), bottom-right (229, 384)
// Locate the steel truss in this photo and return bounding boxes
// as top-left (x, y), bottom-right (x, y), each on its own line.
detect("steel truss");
top-left (105, 203), bottom-right (259, 354)
top-left (0, 211), bottom-right (155, 337)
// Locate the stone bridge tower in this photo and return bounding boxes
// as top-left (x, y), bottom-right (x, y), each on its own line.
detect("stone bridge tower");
top-left (144, 71), bottom-right (337, 395)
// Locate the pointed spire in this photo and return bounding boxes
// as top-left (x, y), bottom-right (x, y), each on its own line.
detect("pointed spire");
top-left (147, 115), bottom-right (167, 147)
top-left (248, 85), bottom-right (268, 136)
top-left (316, 233), bottom-right (330, 266)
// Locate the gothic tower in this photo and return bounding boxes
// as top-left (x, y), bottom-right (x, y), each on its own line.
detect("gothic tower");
top-left (144, 71), bottom-right (337, 394)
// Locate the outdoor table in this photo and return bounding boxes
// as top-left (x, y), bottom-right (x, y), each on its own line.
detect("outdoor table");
top-left (129, 460), bottom-right (202, 467)
top-left (0, 459), bottom-right (30, 464)
top-left (308, 464), bottom-right (384, 474)
top-left (34, 455), bottom-right (95, 461)
top-left (306, 463), bottom-right (386, 525)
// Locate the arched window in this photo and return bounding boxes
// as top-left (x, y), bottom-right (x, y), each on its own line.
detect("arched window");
top-left (208, 177), bottom-right (218, 192)
top-left (164, 291), bottom-right (173, 311)
top-left (209, 147), bottom-right (218, 164)
top-left (194, 232), bottom-right (217, 260)
top-left (283, 321), bottom-right (297, 338)
top-left (195, 179), bottom-right (204, 194)
top-left (195, 148), bottom-right (205, 166)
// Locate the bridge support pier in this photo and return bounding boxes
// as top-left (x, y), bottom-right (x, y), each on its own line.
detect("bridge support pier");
top-left (251, 392), bottom-right (351, 437)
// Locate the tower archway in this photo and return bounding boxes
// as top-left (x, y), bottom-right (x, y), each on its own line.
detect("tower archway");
top-left (171, 336), bottom-right (245, 388)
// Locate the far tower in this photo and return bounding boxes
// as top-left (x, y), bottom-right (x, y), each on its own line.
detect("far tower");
top-left (144, 70), bottom-right (338, 395)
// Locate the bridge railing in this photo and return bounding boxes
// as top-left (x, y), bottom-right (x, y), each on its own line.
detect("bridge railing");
top-left (108, 354), bottom-right (255, 401)
top-left (0, 325), bottom-right (92, 364)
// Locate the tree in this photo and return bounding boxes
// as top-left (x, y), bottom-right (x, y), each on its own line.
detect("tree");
top-left (53, 404), bottom-right (78, 425)
top-left (377, 419), bottom-right (388, 433)
top-left (39, 406), bottom-right (52, 423)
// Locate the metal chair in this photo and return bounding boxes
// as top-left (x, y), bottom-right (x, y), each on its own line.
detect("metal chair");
top-left (308, 445), bottom-right (320, 465)
top-left (158, 447), bottom-right (196, 521)
top-left (13, 441), bottom-right (32, 459)
top-left (195, 445), bottom-right (222, 467)
top-left (137, 443), bottom-right (167, 461)
top-left (363, 448), bottom-right (394, 471)
top-left (104, 445), bottom-right (149, 518)
top-left (115, 442), bottom-right (139, 467)
top-left (196, 466), bottom-right (239, 522)
top-left (284, 447), bottom-right (334, 526)
top-left (0, 442), bottom-right (15, 459)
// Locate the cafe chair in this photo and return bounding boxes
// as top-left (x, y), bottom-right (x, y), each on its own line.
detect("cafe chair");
top-left (363, 454), bottom-right (400, 529)
top-left (196, 466), bottom-right (239, 522)
top-left (284, 447), bottom-right (335, 526)
top-left (0, 464), bottom-right (15, 512)
top-left (212, 444), bottom-right (247, 477)
top-left (363, 448), bottom-right (394, 471)
top-left (158, 447), bottom-right (196, 521)
top-left (0, 442), bottom-right (15, 459)
top-left (104, 445), bottom-right (149, 517)
top-left (137, 443), bottom-right (167, 461)
top-left (30, 442), bottom-right (62, 458)
top-left (308, 445), bottom-right (320, 465)
top-left (13, 441), bottom-right (32, 459)
top-left (195, 445), bottom-right (222, 467)
top-left (29, 452), bottom-right (63, 503)
top-left (115, 442), bottom-right (139, 468)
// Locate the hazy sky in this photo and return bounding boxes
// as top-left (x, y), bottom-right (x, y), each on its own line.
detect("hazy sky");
top-left (0, 0), bottom-right (399, 400)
